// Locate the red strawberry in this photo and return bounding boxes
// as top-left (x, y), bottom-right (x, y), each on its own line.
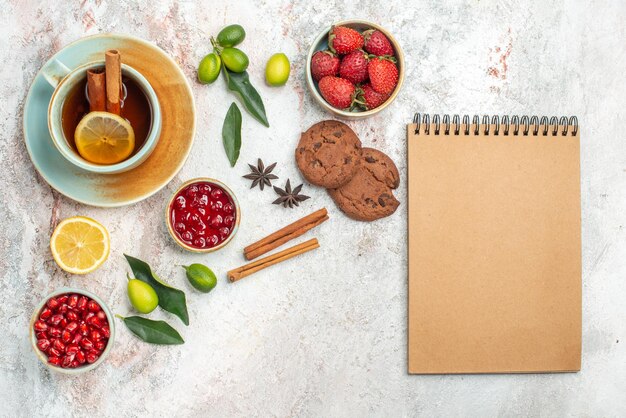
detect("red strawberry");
top-left (311, 50), bottom-right (340, 81)
top-left (368, 57), bottom-right (398, 95)
top-left (363, 30), bottom-right (394, 57)
top-left (358, 83), bottom-right (391, 109)
top-left (339, 50), bottom-right (369, 84)
top-left (318, 76), bottom-right (356, 109)
top-left (329, 26), bottom-right (364, 55)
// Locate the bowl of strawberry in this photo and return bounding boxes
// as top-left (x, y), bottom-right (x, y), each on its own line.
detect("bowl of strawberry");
top-left (306, 20), bottom-right (404, 119)
top-left (30, 288), bottom-right (114, 374)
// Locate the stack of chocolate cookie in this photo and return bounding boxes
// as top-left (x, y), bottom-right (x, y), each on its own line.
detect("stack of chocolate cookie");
top-left (295, 120), bottom-right (400, 222)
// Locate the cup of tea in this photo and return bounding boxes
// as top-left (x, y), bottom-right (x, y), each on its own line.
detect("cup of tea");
top-left (44, 59), bottom-right (161, 174)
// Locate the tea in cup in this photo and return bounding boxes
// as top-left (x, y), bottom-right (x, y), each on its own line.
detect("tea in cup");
top-left (45, 54), bottom-right (161, 174)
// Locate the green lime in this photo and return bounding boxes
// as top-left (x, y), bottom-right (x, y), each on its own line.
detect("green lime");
top-left (221, 48), bottom-right (249, 73)
top-left (182, 264), bottom-right (217, 293)
top-left (265, 53), bottom-right (290, 86)
top-left (127, 278), bottom-right (159, 314)
top-left (198, 53), bottom-right (221, 84)
top-left (216, 24), bottom-right (246, 47)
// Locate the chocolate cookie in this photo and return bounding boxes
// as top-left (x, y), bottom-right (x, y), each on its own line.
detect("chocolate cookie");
top-left (295, 120), bottom-right (362, 188)
top-left (328, 148), bottom-right (400, 221)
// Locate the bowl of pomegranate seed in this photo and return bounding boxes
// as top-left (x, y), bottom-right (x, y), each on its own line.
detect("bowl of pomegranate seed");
top-left (166, 178), bottom-right (240, 253)
top-left (30, 288), bottom-right (115, 374)
top-left (306, 20), bottom-right (404, 119)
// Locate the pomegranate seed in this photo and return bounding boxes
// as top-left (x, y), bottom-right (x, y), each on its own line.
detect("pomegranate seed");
top-left (65, 321), bottom-right (78, 333)
top-left (87, 316), bottom-right (101, 329)
top-left (48, 347), bottom-right (61, 358)
top-left (37, 339), bottom-right (51, 351)
top-left (80, 338), bottom-right (94, 351)
top-left (66, 344), bottom-right (80, 355)
top-left (77, 296), bottom-right (88, 311)
top-left (47, 327), bottom-right (61, 338)
top-left (38, 294), bottom-right (110, 368)
top-left (46, 298), bottom-right (59, 309)
top-left (47, 314), bottom-right (62, 325)
top-left (52, 339), bottom-right (66, 353)
top-left (40, 308), bottom-right (53, 320)
top-left (186, 185), bottom-right (199, 198)
top-left (72, 333), bottom-right (83, 345)
top-left (62, 354), bottom-right (75, 368)
top-left (34, 320), bottom-right (48, 332)
top-left (100, 326), bottom-right (110, 338)
top-left (86, 351), bottom-right (99, 364)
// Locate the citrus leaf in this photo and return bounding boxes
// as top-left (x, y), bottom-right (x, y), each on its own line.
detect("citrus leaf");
top-left (124, 254), bottom-right (189, 326)
top-left (118, 315), bottom-right (184, 345)
top-left (222, 102), bottom-right (242, 167)
top-left (223, 67), bottom-right (269, 127)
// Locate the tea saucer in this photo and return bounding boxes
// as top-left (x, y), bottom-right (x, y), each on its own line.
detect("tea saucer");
top-left (23, 34), bottom-right (196, 207)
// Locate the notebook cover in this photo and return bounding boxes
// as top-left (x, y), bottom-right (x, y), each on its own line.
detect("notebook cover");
top-left (407, 123), bottom-right (581, 374)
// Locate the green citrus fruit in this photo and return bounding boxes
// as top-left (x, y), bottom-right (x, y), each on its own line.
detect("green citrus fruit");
top-left (182, 264), bottom-right (217, 293)
top-left (221, 48), bottom-right (249, 73)
top-left (127, 279), bottom-right (159, 314)
top-left (216, 24), bottom-right (246, 47)
top-left (198, 53), bottom-right (221, 84)
top-left (265, 53), bottom-right (290, 86)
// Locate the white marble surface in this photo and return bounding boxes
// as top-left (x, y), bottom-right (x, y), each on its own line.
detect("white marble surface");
top-left (1, 0), bottom-right (625, 416)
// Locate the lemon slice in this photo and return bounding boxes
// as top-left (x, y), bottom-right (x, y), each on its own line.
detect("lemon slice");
top-left (50, 216), bottom-right (110, 275)
top-left (74, 111), bottom-right (135, 164)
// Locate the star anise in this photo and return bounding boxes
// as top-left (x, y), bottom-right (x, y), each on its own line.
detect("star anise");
top-left (272, 179), bottom-right (310, 208)
top-left (243, 159), bottom-right (278, 190)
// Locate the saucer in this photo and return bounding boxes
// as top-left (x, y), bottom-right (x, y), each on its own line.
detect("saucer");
top-left (23, 34), bottom-right (196, 207)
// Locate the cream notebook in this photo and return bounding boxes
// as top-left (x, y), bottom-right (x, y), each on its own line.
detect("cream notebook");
top-left (407, 114), bottom-right (581, 374)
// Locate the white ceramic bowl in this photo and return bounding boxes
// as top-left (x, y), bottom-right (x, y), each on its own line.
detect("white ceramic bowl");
top-left (30, 287), bottom-right (115, 374)
top-left (305, 20), bottom-right (405, 120)
top-left (165, 178), bottom-right (241, 253)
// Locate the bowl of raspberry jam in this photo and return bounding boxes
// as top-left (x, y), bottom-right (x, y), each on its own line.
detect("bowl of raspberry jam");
top-left (30, 288), bottom-right (115, 374)
top-left (166, 178), bottom-right (240, 253)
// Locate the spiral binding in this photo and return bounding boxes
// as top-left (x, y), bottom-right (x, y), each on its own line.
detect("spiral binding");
top-left (412, 113), bottom-right (578, 137)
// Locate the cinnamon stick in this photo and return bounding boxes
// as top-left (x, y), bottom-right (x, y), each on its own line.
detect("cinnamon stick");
top-left (105, 49), bottom-right (122, 115)
top-left (229, 238), bottom-right (320, 282)
top-left (87, 68), bottom-right (106, 112)
top-left (243, 208), bottom-right (328, 260)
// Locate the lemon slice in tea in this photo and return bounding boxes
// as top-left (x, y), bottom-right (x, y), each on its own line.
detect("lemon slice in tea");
top-left (50, 216), bottom-right (110, 275)
top-left (74, 111), bottom-right (135, 164)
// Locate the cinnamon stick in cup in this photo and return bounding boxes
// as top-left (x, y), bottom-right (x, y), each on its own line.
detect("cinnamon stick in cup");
top-left (86, 69), bottom-right (106, 112)
top-left (229, 238), bottom-right (320, 282)
top-left (105, 49), bottom-right (122, 115)
top-left (243, 208), bottom-right (328, 260)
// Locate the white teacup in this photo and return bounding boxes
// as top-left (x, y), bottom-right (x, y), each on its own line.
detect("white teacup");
top-left (44, 59), bottom-right (161, 174)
